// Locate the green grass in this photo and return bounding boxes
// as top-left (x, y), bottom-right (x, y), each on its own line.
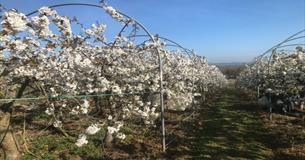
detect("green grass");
top-left (166, 88), bottom-right (283, 160)
top-left (23, 129), bottom-right (107, 160)
top-left (192, 89), bottom-right (274, 160)
top-left (22, 125), bottom-right (137, 159)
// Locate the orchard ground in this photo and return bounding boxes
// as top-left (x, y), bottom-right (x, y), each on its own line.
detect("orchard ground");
top-left (166, 84), bottom-right (305, 160)
top-left (4, 81), bottom-right (304, 159)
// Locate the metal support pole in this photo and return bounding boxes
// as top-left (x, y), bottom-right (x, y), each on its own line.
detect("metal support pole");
top-left (155, 35), bottom-right (165, 152)
top-left (191, 50), bottom-right (195, 111)
top-left (257, 65), bottom-right (260, 99)
top-left (268, 91), bottom-right (272, 121)
top-left (159, 50), bottom-right (166, 152)
top-left (257, 86), bottom-right (260, 99)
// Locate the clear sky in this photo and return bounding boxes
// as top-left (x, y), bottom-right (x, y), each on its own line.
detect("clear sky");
top-left (1, 0), bottom-right (305, 63)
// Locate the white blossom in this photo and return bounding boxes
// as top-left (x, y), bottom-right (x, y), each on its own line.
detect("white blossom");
top-left (103, 6), bottom-right (125, 22)
top-left (45, 106), bottom-right (54, 115)
top-left (81, 99), bottom-right (90, 114)
top-left (53, 120), bottom-right (62, 128)
top-left (107, 126), bottom-right (119, 134)
top-left (38, 6), bottom-right (57, 16)
top-left (85, 29), bottom-right (94, 36)
top-left (11, 39), bottom-right (27, 51)
top-left (1, 10), bottom-right (28, 33)
top-left (75, 134), bottom-right (88, 147)
top-left (53, 15), bottom-right (72, 36)
top-left (31, 15), bottom-right (53, 37)
top-left (116, 132), bottom-right (126, 140)
top-left (111, 85), bottom-right (121, 94)
top-left (85, 124), bottom-right (101, 135)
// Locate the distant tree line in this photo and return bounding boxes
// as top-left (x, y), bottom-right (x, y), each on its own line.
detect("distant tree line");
top-left (216, 64), bottom-right (245, 79)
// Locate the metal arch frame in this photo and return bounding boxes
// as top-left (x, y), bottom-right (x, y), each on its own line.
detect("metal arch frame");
top-left (251, 29), bottom-right (305, 98)
top-left (252, 29), bottom-right (305, 64)
top-left (23, 2), bottom-right (167, 152)
top-left (257, 29), bottom-right (305, 59)
top-left (254, 29), bottom-right (305, 67)
top-left (266, 30), bottom-right (305, 75)
top-left (126, 34), bottom-right (194, 56)
top-left (266, 33), bottom-right (305, 75)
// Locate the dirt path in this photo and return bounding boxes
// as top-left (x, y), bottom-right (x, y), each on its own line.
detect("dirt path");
top-left (166, 88), bottom-right (289, 160)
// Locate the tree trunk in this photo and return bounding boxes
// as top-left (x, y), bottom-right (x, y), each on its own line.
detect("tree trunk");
top-left (0, 79), bottom-right (30, 159)
top-left (0, 111), bottom-right (20, 160)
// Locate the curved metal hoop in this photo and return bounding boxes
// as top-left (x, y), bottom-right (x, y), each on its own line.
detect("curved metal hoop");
top-left (266, 30), bottom-right (305, 75)
top-left (126, 34), bottom-right (194, 56)
top-left (246, 29), bottom-right (305, 98)
top-left (258, 29), bottom-right (305, 58)
top-left (250, 29), bottom-right (305, 73)
top-left (25, 3), bottom-right (157, 45)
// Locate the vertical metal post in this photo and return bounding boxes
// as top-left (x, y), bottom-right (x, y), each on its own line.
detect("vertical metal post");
top-left (191, 50), bottom-right (195, 111)
top-left (159, 51), bottom-right (166, 152)
top-left (155, 35), bottom-right (166, 152)
top-left (268, 91), bottom-right (272, 121)
top-left (257, 86), bottom-right (260, 99)
top-left (257, 65), bottom-right (260, 99)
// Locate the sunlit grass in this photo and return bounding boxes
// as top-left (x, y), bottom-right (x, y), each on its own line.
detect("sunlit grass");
top-left (192, 88), bottom-right (274, 159)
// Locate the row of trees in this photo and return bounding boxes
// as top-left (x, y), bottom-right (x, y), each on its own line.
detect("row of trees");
top-left (238, 46), bottom-right (305, 111)
top-left (0, 4), bottom-right (227, 159)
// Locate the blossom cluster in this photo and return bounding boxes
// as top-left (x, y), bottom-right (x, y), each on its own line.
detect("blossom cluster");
top-left (162, 51), bottom-right (227, 110)
top-left (103, 6), bottom-right (125, 23)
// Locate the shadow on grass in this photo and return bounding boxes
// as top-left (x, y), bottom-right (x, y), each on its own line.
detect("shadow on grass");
top-left (166, 88), bottom-right (302, 160)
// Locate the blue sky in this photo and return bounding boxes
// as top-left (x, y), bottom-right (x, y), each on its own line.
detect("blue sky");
top-left (1, 0), bottom-right (304, 63)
